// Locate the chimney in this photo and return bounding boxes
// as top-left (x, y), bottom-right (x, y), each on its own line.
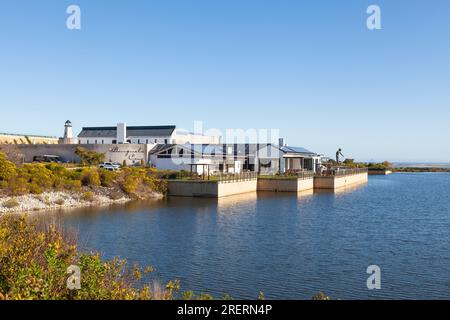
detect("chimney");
top-left (117, 123), bottom-right (127, 144)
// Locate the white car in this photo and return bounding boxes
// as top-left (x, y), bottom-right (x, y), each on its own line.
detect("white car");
top-left (99, 162), bottom-right (121, 171)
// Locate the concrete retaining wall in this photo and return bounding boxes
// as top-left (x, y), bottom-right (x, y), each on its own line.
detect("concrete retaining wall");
top-left (257, 178), bottom-right (314, 192)
top-left (167, 179), bottom-right (257, 198)
top-left (314, 172), bottom-right (368, 190)
top-left (218, 180), bottom-right (258, 197)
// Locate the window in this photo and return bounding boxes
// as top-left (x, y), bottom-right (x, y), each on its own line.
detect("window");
top-left (260, 160), bottom-right (272, 168)
top-left (138, 139), bottom-right (140, 144)
top-left (102, 140), bottom-right (104, 144)
top-left (146, 139), bottom-right (149, 144)
top-left (164, 139), bottom-right (168, 144)
top-left (95, 140), bottom-right (98, 144)
top-left (112, 140), bottom-right (117, 144)
top-left (154, 139), bottom-right (157, 143)
top-left (179, 149), bottom-right (184, 157)
top-left (87, 140), bottom-right (90, 144)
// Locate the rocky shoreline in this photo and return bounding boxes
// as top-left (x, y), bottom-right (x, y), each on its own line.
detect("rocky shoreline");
top-left (0, 189), bottom-right (163, 214)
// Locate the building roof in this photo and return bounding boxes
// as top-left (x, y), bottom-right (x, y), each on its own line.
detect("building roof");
top-left (280, 146), bottom-right (316, 155)
top-left (78, 125), bottom-right (176, 138)
top-left (149, 143), bottom-right (281, 158)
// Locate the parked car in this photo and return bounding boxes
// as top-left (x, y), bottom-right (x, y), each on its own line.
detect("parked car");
top-left (99, 162), bottom-right (121, 171)
top-left (33, 155), bottom-right (62, 163)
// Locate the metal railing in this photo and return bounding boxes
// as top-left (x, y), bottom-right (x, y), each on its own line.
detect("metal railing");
top-left (260, 171), bottom-right (315, 180)
top-left (215, 172), bottom-right (258, 183)
top-left (171, 171), bottom-right (258, 182)
top-left (317, 167), bottom-right (368, 177)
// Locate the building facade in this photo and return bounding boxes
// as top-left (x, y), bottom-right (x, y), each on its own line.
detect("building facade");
top-left (148, 143), bottom-right (321, 175)
top-left (77, 123), bottom-right (220, 145)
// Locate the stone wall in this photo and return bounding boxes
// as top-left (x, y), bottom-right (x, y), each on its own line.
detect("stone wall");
top-left (13, 144), bottom-right (154, 166)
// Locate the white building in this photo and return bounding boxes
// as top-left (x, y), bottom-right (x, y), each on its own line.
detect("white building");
top-left (148, 143), bottom-right (322, 175)
top-left (77, 123), bottom-right (221, 145)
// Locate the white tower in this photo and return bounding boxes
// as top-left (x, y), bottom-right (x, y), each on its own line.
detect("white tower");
top-left (59, 120), bottom-right (77, 144)
top-left (64, 120), bottom-right (73, 140)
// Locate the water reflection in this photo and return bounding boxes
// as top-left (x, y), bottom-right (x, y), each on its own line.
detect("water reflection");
top-left (33, 174), bottom-right (450, 299)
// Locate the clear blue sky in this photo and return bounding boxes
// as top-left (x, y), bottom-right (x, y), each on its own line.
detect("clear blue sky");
top-left (1, 0), bottom-right (449, 162)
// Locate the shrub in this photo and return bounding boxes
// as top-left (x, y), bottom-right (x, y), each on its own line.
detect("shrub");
top-left (100, 169), bottom-right (116, 187)
top-left (3, 198), bottom-right (19, 208)
top-left (28, 183), bottom-right (44, 194)
top-left (62, 179), bottom-right (82, 191)
top-left (0, 152), bottom-right (16, 181)
top-left (7, 177), bottom-right (29, 195)
top-left (81, 168), bottom-right (101, 187)
top-left (81, 191), bottom-right (95, 202)
top-left (22, 164), bottom-right (54, 189)
top-left (121, 174), bottom-right (140, 195)
top-left (0, 216), bottom-right (181, 300)
top-left (144, 176), bottom-right (167, 194)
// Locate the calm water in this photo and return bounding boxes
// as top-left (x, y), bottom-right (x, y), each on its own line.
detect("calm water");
top-left (38, 173), bottom-right (450, 299)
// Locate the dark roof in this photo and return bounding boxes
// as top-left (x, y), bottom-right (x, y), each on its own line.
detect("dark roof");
top-left (281, 146), bottom-right (316, 155)
top-left (78, 125), bottom-right (176, 138)
top-left (148, 143), bottom-right (282, 157)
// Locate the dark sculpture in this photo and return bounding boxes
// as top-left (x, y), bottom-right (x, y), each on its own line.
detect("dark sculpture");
top-left (336, 148), bottom-right (345, 163)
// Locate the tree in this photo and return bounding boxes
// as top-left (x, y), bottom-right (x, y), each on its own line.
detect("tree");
top-left (75, 147), bottom-right (105, 165)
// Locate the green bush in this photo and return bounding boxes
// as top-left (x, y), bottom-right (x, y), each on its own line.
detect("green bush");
top-left (62, 179), bottom-right (82, 191)
top-left (100, 169), bottom-right (116, 187)
top-left (7, 177), bottom-right (29, 195)
top-left (121, 174), bottom-right (140, 195)
top-left (0, 216), bottom-right (181, 300)
top-left (22, 164), bottom-right (54, 189)
top-left (0, 158), bottom-right (166, 199)
top-left (28, 183), bottom-right (44, 195)
top-left (0, 152), bottom-right (16, 181)
top-left (80, 168), bottom-right (101, 187)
